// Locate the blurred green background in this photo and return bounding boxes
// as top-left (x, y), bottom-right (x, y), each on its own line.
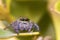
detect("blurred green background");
top-left (0, 0), bottom-right (56, 40)
top-left (10, 0), bottom-right (56, 40)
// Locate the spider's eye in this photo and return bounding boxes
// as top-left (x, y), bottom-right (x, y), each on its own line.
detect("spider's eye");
top-left (25, 19), bottom-right (29, 21)
top-left (20, 19), bottom-right (24, 21)
top-left (20, 17), bottom-right (30, 21)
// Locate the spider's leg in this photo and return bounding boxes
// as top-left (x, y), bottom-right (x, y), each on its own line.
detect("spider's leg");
top-left (28, 28), bottom-right (31, 32)
top-left (4, 27), bottom-right (8, 30)
top-left (14, 29), bottom-right (19, 36)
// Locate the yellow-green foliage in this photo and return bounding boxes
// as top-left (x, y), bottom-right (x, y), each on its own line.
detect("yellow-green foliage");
top-left (55, 1), bottom-right (60, 12)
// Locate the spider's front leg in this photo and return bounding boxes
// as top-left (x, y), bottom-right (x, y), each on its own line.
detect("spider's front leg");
top-left (4, 25), bottom-right (11, 30)
top-left (14, 29), bottom-right (19, 36)
top-left (4, 27), bottom-right (8, 30)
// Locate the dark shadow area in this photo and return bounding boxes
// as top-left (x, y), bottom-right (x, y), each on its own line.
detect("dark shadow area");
top-left (38, 10), bottom-right (56, 40)
top-left (38, 11), bottom-right (52, 35)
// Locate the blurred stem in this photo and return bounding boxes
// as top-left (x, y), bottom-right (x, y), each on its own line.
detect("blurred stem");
top-left (5, 0), bottom-right (15, 23)
top-left (48, 0), bottom-right (60, 40)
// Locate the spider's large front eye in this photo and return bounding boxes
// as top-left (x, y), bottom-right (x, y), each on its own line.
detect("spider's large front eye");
top-left (20, 19), bottom-right (24, 21)
top-left (25, 19), bottom-right (29, 21)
